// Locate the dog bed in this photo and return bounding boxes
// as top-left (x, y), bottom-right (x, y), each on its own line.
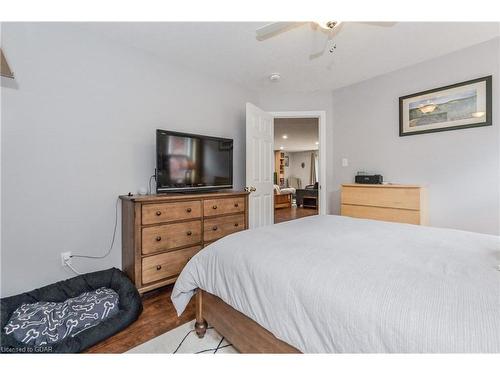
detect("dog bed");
top-left (1, 268), bottom-right (142, 353)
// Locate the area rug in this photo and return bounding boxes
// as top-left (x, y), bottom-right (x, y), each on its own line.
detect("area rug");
top-left (127, 320), bottom-right (238, 354)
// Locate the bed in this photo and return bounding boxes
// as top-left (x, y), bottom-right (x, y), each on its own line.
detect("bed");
top-left (171, 215), bottom-right (500, 353)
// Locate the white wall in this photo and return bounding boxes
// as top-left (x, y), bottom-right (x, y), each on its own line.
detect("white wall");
top-left (0, 23), bottom-right (257, 297)
top-left (287, 150), bottom-right (317, 187)
top-left (331, 37), bottom-right (500, 235)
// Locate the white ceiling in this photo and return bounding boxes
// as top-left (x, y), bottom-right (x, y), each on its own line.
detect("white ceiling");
top-left (274, 118), bottom-right (318, 152)
top-left (80, 22), bottom-right (500, 92)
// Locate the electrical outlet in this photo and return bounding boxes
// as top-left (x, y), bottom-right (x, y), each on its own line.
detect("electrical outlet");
top-left (342, 158), bottom-right (349, 167)
top-left (61, 251), bottom-right (72, 267)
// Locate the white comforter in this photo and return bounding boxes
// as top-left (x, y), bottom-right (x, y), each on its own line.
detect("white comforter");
top-left (171, 215), bottom-right (500, 353)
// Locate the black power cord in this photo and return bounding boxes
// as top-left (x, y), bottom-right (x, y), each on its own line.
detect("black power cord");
top-left (70, 197), bottom-right (120, 260)
top-left (171, 325), bottom-right (234, 354)
top-left (172, 326), bottom-right (214, 354)
top-left (213, 337), bottom-right (225, 354)
top-left (65, 171), bottom-right (156, 275)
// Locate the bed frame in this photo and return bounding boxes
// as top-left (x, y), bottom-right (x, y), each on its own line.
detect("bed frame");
top-left (194, 289), bottom-right (300, 353)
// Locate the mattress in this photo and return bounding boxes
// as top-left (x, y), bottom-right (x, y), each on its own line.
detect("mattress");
top-left (171, 215), bottom-right (500, 353)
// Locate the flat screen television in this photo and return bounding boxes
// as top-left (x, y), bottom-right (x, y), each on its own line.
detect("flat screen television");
top-left (156, 129), bottom-right (233, 193)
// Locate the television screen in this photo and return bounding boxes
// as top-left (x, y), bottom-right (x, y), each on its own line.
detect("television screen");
top-left (156, 129), bottom-right (233, 192)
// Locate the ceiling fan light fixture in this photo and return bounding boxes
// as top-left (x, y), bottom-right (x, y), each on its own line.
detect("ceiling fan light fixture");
top-left (316, 21), bottom-right (342, 30)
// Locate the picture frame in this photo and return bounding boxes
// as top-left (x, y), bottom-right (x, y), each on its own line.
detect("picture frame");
top-left (284, 155), bottom-right (289, 167)
top-left (1, 48), bottom-right (14, 79)
top-left (399, 76), bottom-right (492, 136)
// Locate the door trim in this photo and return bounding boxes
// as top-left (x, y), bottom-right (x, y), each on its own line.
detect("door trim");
top-left (270, 111), bottom-right (327, 216)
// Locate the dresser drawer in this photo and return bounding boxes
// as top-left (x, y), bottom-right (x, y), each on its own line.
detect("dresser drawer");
top-left (142, 220), bottom-right (202, 255)
top-left (142, 245), bottom-right (201, 285)
top-left (142, 200), bottom-right (201, 225)
top-left (203, 197), bottom-right (245, 217)
top-left (341, 186), bottom-right (420, 210)
top-left (204, 214), bottom-right (245, 242)
top-left (341, 204), bottom-right (421, 225)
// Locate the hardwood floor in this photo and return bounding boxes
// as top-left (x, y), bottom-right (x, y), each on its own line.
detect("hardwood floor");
top-left (86, 206), bottom-right (315, 353)
top-left (85, 285), bottom-right (195, 353)
top-left (274, 206), bottom-right (318, 224)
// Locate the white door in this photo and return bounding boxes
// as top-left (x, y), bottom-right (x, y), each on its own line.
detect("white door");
top-left (245, 103), bottom-right (274, 229)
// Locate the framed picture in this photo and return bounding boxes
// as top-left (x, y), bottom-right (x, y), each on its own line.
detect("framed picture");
top-left (1, 48), bottom-right (14, 78)
top-left (399, 76), bottom-right (492, 136)
top-left (284, 155), bottom-right (289, 167)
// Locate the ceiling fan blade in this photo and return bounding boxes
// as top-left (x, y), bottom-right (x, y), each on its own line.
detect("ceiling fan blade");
top-left (309, 34), bottom-right (330, 60)
top-left (356, 21), bottom-right (397, 27)
top-left (255, 22), bottom-right (304, 41)
top-left (309, 23), bottom-right (344, 60)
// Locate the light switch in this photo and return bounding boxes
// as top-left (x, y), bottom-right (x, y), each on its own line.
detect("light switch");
top-left (342, 158), bottom-right (349, 167)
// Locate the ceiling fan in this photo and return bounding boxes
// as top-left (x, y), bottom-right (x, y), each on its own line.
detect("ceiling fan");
top-left (255, 21), bottom-right (396, 60)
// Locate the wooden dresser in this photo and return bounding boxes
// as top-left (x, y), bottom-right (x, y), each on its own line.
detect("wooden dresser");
top-left (120, 191), bottom-right (249, 294)
top-left (340, 184), bottom-right (427, 225)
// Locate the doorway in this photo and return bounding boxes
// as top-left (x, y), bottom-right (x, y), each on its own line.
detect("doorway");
top-left (272, 116), bottom-right (322, 224)
top-left (245, 104), bottom-right (326, 229)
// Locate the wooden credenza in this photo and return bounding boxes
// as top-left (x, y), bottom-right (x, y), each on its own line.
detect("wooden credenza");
top-left (120, 191), bottom-right (249, 294)
top-left (340, 184), bottom-right (427, 225)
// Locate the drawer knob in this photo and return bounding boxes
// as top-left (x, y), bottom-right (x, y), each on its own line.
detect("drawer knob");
top-left (234, 223), bottom-right (239, 227)
top-left (156, 211), bottom-right (162, 216)
top-left (212, 225), bottom-right (218, 231)
top-left (186, 231), bottom-right (192, 236)
top-left (186, 207), bottom-right (192, 213)
top-left (156, 265), bottom-right (162, 271)
top-left (212, 205), bottom-right (217, 209)
top-left (155, 236), bottom-right (162, 242)
top-left (234, 203), bottom-right (239, 208)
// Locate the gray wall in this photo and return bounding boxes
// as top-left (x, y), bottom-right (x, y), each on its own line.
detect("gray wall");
top-left (331, 37), bottom-right (500, 235)
top-left (1, 24), bottom-right (498, 298)
top-left (0, 23), bottom-right (257, 297)
top-left (287, 150), bottom-right (318, 187)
